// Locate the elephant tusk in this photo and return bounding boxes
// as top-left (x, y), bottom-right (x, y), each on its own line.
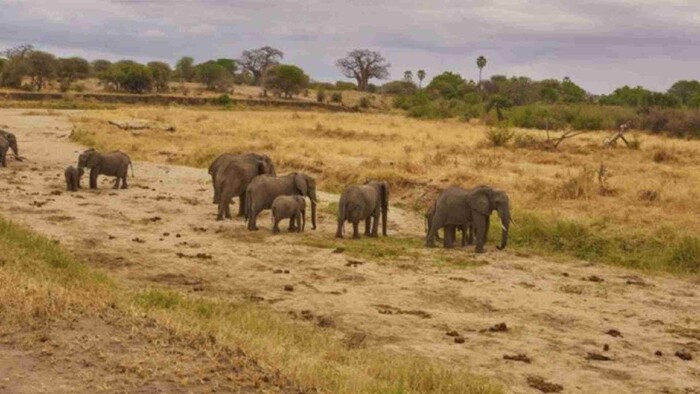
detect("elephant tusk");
top-left (501, 222), bottom-right (507, 232)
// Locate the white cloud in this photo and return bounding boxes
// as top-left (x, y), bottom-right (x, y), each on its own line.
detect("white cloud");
top-left (186, 24), bottom-right (216, 35)
top-left (141, 29), bottom-right (166, 38)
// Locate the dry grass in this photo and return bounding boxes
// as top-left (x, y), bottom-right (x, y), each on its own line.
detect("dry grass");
top-left (69, 107), bottom-right (700, 243)
top-left (0, 217), bottom-right (500, 393)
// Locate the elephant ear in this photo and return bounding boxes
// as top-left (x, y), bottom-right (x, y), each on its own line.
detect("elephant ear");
top-left (294, 173), bottom-right (308, 196)
top-left (86, 152), bottom-right (100, 168)
top-left (468, 188), bottom-right (492, 216)
top-left (256, 160), bottom-right (267, 175)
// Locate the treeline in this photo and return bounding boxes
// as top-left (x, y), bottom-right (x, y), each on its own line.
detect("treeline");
top-left (0, 45), bottom-right (312, 98)
top-left (388, 69), bottom-right (700, 138)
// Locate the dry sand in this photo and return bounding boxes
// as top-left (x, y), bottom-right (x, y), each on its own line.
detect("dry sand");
top-left (0, 109), bottom-right (698, 393)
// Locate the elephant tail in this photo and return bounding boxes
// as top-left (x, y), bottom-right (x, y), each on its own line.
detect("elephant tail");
top-left (129, 159), bottom-right (134, 177)
top-left (271, 206), bottom-right (276, 227)
top-left (245, 188), bottom-right (252, 225)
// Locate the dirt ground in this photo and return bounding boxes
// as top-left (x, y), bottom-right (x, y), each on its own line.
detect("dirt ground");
top-left (1, 109), bottom-right (698, 393)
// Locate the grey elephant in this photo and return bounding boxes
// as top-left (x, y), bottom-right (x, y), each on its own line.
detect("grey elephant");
top-left (335, 181), bottom-right (389, 239)
top-left (0, 135), bottom-right (9, 167)
top-left (426, 185), bottom-right (510, 253)
top-left (426, 198), bottom-right (471, 247)
top-left (64, 165), bottom-right (84, 192)
top-left (213, 153), bottom-right (277, 221)
top-left (271, 195), bottom-right (306, 233)
top-left (77, 149), bottom-right (133, 189)
top-left (0, 130), bottom-right (19, 161)
top-left (209, 152), bottom-right (276, 205)
top-left (246, 172), bottom-right (317, 231)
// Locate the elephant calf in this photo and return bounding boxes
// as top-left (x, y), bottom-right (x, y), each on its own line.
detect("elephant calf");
top-left (77, 148), bottom-right (133, 189)
top-left (271, 195), bottom-right (306, 233)
top-left (0, 129), bottom-right (19, 161)
top-left (246, 172), bottom-right (317, 231)
top-left (336, 180), bottom-right (389, 239)
top-left (0, 136), bottom-right (8, 168)
top-left (64, 165), bottom-right (84, 192)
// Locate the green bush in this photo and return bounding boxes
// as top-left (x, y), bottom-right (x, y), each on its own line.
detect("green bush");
top-left (216, 94), bottom-right (233, 106)
top-left (484, 123), bottom-right (514, 146)
top-left (316, 89), bottom-right (326, 103)
top-left (358, 96), bottom-right (372, 108)
top-left (330, 92), bottom-right (342, 103)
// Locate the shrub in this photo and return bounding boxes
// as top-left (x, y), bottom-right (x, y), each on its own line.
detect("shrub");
top-left (216, 94), bottom-right (233, 106)
top-left (316, 89), bottom-right (326, 103)
top-left (484, 123), bottom-right (514, 147)
top-left (555, 167), bottom-right (596, 200)
top-left (381, 80), bottom-right (417, 95)
top-left (652, 149), bottom-right (675, 163)
top-left (358, 96), bottom-right (372, 109)
top-left (638, 189), bottom-right (660, 202)
top-left (71, 83), bottom-right (86, 93)
top-left (264, 64), bottom-right (310, 98)
top-left (513, 133), bottom-right (540, 149)
top-left (330, 92), bottom-right (343, 103)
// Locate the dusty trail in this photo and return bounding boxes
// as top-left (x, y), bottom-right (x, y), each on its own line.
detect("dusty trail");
top-left (0, 109), bottom-right (698, 393)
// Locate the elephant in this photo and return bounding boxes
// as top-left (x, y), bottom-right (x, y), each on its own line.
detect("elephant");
top-left (245, 172), bottom-right (317, 231)
top-left (214, 153), bottom-right (277, 221)
top-left (0, 135), bottom-right (8, 167)
top-left (335, 180), bottom-right (389, 239)
top-left (209, 152), bottom-right (276, 207)
top-left (426, 199), bottom-right (471, 247)
top-left (426, 185), bottom-right (510, 253)
top-left (64, 165), bottom-right (84, 192)
top-left (271, 195), bottom-right (306, 233)
top-left (0, 130), bottom-right (19, 161)
top-left (77, 149), bottom-right (133, 189)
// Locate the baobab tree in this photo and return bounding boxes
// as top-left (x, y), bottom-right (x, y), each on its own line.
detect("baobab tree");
top-left (239, 46), bottom-right (284, 86)
top-left (335, 49), bottom-right (390, 91)
top-left (477, 55), bottom-right (487, 88)
top-left (417, 69), bottom-right (426, 88)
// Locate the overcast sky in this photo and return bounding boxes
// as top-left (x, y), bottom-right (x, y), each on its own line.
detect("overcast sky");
top-left (1, 0), bottom-right (698, 94)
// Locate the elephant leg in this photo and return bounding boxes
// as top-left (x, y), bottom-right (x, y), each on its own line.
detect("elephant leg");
top-left (352, 220), bottom-right (360, 239)
top-left (335, 219), bottom-right (344, 238)
top-left (426, 221), bottom-right (440, 247)
top-left (248, 205), bottom-right (260, 231)
top-left (89, 169), bottom-right (98, 189)
top-left (484, 216), bottom-right (490, 242)
top-left (272, 218), bottom-right (280, 234)
top-left (370, 210), bottom-right (380, 237)
top-left (217, 188), bottom-right (232, 221)
top-left (467, 223), bottom-right (475, 245)
top-left (473, 214), bottom-right (488, 253)
top-left (113, 176), bottom-right (120, 189)
top-left (224, 201), bottom-right (232, 219)
top-left (288, 217), bottom-right (296, 232)
top-left (364, 217), bottom-right (372, 236)
top-left (237, 193), bottom-right (246, 217)
top-left (444, 225), bottom-right (456, 248)
top-left (121, 173), bottom-right (128, 189)
top-left (211, 176), bottom-right (218, 204)
top-left (461, 224), bottom-right (468, 247)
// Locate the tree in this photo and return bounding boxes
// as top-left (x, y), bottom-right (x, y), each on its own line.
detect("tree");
top-left (264, 64), bottom-right (309, 98)
top-left (0, 44), bottom-right (34, 88)
top-left (476, 55), bottom-right (487, 88)
top-left (195, 61), bottom-right (232, 91)
top-left (147, 61), bottom-right (172, 92)
top-left (239, 46), bottom-right (284, 86)
top-left (214, 58), bottom-right (238, 76)
top-left (425, 71), bottom-right (468, 99)
top-left (336, 49), bottom-right (390, 91)
top-left (91, 59), bottom-right (112, 76)
top-left (560, 77), bottom-right (587, 103)
top-left (99, 60), bottom-right (153, 93)
top-left (417, 69), bottom-right (426, 88)
top-left (26, 51), bottom-right (57, 91)
top-left (403, 70), bottom-right (413, 83)
top-left (57, 57), bottom-right (90, 83)
top-left (668, 80), bottom-right (700, 106)
top-left (485, 94), bottom-right (512, 121)
top-left (175, 56), bottom-right (196, 82)
top-left (381, 80), bottom-right (417, 95)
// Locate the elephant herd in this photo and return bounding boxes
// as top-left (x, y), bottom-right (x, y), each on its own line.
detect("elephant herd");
top-left (1, 135), bottom-right (510, 253)
top-left (205, 151), bottom-right (510, 253)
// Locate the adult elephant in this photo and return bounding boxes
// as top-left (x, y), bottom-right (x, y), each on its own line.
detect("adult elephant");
top-left (77, 148), bottom-right (133, 189)
top-left (335, 180), bottom-right (389, 239)
top-left (209, 153), bottom-right (276, 206)
top-left (426, 185), bottom-right (510, 253)
top-left (426, 199), bottom-right (469, 247)
top-left (246, 172), bottom-right (317, 231)
top-left (0, 129), bottom-right (19, 160)
top-left (213, 153), bottom-right (276, 220)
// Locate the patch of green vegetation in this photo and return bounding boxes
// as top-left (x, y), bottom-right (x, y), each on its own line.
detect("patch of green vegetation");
top-left (134, 289), bottom-right (183, 310)
top-left (0, 99), bottom-right (117, 110)
top-left (322, 201), bottom-right (339, 216)
top-left (510, 213), bottom-right (700, 275)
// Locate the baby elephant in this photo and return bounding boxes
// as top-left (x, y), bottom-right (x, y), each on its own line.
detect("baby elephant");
top-left (271, 195), bottom-right (306, 234)
top-left (0, 135), bottom-right (8, 167)
top-left (64, 165), bottom-right (84, 192)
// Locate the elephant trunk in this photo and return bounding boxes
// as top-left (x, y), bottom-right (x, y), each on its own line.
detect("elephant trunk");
top-left (497, 206), bottom-right (510, 250)
top-left (10, 141), bottom-right (18, 158)
top-left (309, 188), bottom-right (318, 230)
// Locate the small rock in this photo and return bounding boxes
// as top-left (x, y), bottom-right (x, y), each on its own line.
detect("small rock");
top-left (132, 237), bottom-right (145, 243)
top-left (454, 337), bottom-right (465, 344)
top-left (176, 234), bottom-right (181, 238)
top-left (284, 285), bottom-right (294, 292)
top-left (606, 329), bottom-right (623, 338)
top-left (446, 330), bottom-right (460, 337)
top-left (675, 350), bottom-right (692, 361)
top-left (603, 344), bottom-right (610, 352)
top-left (488, 322), bottom-right (508, 332)
top-left (504, 354), bottom-right (531, 363)
top-left (527, 376), bottom-right (563, 393)
top-left (654, 351), bottom-right (663, 357)
top-left (586, 352), bottom-right (612, 361)
top-left (585, 275), bottom-right (604, 283)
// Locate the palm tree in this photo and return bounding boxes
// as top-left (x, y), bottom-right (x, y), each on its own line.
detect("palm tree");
top-left (476, 56), bottom-right (487, 88)
top-left (403, 70), bottom-right (413, 83)
top-left (417, 69), bottom-right (426, 88)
